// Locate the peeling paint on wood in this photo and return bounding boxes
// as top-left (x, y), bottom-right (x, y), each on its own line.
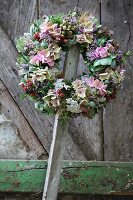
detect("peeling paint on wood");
top-left (0, 160), bottom-right (132, 195)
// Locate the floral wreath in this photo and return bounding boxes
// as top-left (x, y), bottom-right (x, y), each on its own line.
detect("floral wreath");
top-left (16, 10), bottom-right (128, 120)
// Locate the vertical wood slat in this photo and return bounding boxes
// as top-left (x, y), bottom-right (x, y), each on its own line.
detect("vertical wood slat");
top-left (42, 114), bottom-right (69, 200)
top-left (39, 0), bottom-right (103, 161)
top-left (0, 80), bottom-right (45, 159)
top-left (0, 1), bottom-right (54, 156)
top-left (101, 0), bottom-right (133, 161)
top-left (42, 46), bottom-right (80, 200)
top-left (0, 25), bottom-right (48, 157)
top-left (0, 0), bottom-right (38, 43)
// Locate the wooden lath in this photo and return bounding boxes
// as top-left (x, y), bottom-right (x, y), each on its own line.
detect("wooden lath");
top-left (0, 80), bottom-right (45, 159)
top-left (0, 160), bottom-right (132, 195)
top-left (42, 45), bottom-right (80, 200)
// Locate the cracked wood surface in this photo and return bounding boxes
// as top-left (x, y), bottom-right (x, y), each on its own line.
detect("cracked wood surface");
top-left (0, 160), bottom-right (132, 195)
top-left (0, 25), bottom-right (48, 158)
top-left (0, 80), bottom-right (45, 159)
top-left (101, 0), bottom-right (133, 161)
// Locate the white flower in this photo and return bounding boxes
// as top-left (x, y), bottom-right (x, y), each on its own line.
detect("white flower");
top-left (76, 87), bottom-right (86, 98)
top-left (72, 79), bottom-right (82, 90)
top-left (31, 67), bottom-right (50, 83)
top-left (54, 79), bottom-right (70, 90)
top-left (66, 98), bottom-right (81, 113)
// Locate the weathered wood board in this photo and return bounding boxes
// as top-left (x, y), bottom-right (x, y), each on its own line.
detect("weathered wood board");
top-left (101, 0), bottom-right (133, 161)
top-left (0, 0), bottom-right (38, 43)
top-left (39, 0), bottom-right (104, 161)
top-left (0, 160), bottom-right (132, 195)
top-left (0, 80), bottom-right (45, 159)
top-left (42, 45), bottom-right (80, 200)
top-left (0, 194), bottom-right (132, 200)
top-left (0, 0), bottom-right (98, 161)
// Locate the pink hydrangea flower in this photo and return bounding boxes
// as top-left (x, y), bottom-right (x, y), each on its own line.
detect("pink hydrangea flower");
top-left (95, 47), bottom-right (108, 58)
top-left (96, 81), bottom-right (107, 96)
top-left (30, 50), bottom-right (55, 67)
top-left (85, 77), bottom-right (107, 96)
top-left (40, 22), bottom-right (61, 38)
top-left (85, 77), bottom-right (95, 87)
top-left (40, 22), bottom-right (54, 34)
top-left (88, 47), bottom-right (108, 60)
top-left (72, 79), bottom-right (82, 90)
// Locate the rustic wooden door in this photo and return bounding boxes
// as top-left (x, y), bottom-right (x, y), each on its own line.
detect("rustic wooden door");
top-left (0, 0), bottom-right (132, 199)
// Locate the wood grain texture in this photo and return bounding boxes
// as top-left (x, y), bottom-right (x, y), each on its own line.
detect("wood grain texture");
top-left (0, 194), bottom-right (132, 200)
top-left (39, 0), bottom-right (100, 17)
top-left (0, 160), bottom-right (132, 195)
top-left (42, 115), bottom-right (69, 200)
top-left (0, 80), bottom-right (46, 159)
top-left (0, 26), bottom-right (51, 156)
top-left (42, 45), bottom-right (80, 200)
top-left (39, 0), bottom-right (104, 161)
top-left (101, 0), bottom-right (133, 161)
top-left (0, 0), bottom-right (38, 42)
top-left (64, 45), bottom-right (80, 80)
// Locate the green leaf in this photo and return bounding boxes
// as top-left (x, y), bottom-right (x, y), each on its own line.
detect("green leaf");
top-left (94, 65), bottom-right (106, 72)
top-left (125, 50), bottom-right (130, 56)
top-left (94, 57), bottom-right (113, 67)
top-left (49, 13), bottom-right (63, 24)
top-left (35, 102), bottom-right (46, 111)
top-left (43, 104), bottom-right (55, 114)
top-left (35, 102), bottom-right (55, 115)
top-left (41, 42), bottom-right (48, 49)
top-left (111, 54), bottom-right (117, 59)
top-left (17, 54), bottom-right (29, 64)
top-left (97, 36), bottom-right (107, 46)
top-left (87, 108), bottom-right (96, 118)
top-left (29, 20), bottom-right (41, 36)
top-left (16, 37), bottom-right (26, 52)
top-left (19, 93), bottom-right (27, 100)
top-left (88, 101), bottom-right (96, 108)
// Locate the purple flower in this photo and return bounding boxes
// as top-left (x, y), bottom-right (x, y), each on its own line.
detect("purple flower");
top-left (95, 47), bottom-right (108, 58)
top-left (85, 77), bottom-right (107, 96)
top-left (87, 47), bottom-right (108, 61)
top-left (70, 17), bottom-right (77, 24)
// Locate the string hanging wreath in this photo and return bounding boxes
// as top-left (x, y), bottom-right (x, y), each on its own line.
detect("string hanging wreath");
top-left (16, 10), bottom-right (128, 120)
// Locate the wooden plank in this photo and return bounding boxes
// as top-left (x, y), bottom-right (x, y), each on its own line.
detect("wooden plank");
top-left (0, 0), bottom-right (38, 43)
top-left (42, 45), bottom-right (80, 200)
top-left (58, 195), bottom-right (133, 200)
top-left (39, 0), bottom-right (100, 17)
top-left (0, 1), bottom-right (86, 160)
top-left (0, 194), bottom-right (132, 200)
top-left (39, 0), bottom-right (103, 161)
top-left (42, 114), bottom-right (69, 200)
top-left (0, 26), bottom-right (49, 157)
top-left (101, 0), bottom-right (133, 161)
top-left (0, 160), bottom-right (132, 195)
top-left (0, 80), bottom-right (46, 159)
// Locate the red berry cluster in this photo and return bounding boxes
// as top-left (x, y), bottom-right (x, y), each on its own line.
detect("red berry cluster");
top-left (20, 80), bottom-right (33, 91)
top-left (33, 32), bottom-right (40, 40)
top-left (57, 89), bottom-right (65, 97)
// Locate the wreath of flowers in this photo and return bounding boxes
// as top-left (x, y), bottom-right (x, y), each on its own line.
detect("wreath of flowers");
top-left (16, 10), bottom-right (128, 120)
